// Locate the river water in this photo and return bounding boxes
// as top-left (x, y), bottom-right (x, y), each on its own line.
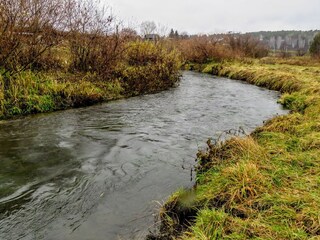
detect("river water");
top-left (0, 72), bottom-right (287, 240)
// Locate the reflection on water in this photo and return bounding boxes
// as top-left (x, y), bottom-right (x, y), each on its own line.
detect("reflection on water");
top-left (0, 72), bottom-right (288, 239)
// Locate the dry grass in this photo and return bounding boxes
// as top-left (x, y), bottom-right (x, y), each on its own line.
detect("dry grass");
top-left (0, 41), bottom-right (181, 119)
top-left (159, 58), bottom-right (320, 240)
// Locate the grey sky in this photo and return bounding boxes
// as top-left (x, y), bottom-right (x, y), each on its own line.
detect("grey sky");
top-left (106, 0), bottom-right (320, 34)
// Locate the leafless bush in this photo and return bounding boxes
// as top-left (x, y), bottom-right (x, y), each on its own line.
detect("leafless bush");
top-left (0, 0), bottom-right (128, 80)
top-left (176, 35), bottom-right (232, 63)
top-left (0, 0), bottom-right (67, 73)
top-left (227, 34), bottom-right (269, 58)
top-left (0, 0), bottom-right (72, 100)
top-left (66, 0), bottom-right (129, 80)
top-left (167, 33), bottom-right (268, 63)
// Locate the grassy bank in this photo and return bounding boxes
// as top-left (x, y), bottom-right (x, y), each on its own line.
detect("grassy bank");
top-left (154, 58), bottom-right (320, 239)
top-left (0, 71), bottom-right (122, 119)
top-left (0, 41), bottom-right (181, 120)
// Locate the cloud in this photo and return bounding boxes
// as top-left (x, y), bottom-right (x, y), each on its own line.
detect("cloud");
top-left (106, 0), bottom-right (320, 33)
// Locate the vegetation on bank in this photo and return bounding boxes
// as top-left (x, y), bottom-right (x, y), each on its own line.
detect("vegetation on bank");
top-left (0, 40), bottom-right (181, 120)
top-left (151, 58), bottom-right (320, 240)
top-left (1, 0), bottom-right (318, 121)
top-left (2, 1), bottom-right (320, 239)
top-left (0, 0), bottom-right (181, 120)
top-left (2, 3), bottom-right (320, 238)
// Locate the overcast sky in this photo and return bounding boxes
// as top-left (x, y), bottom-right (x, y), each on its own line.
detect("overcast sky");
top-left (106, 0), bottom-right (320, 34)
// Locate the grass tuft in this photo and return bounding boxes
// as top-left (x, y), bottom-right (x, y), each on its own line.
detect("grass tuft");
top-left (158, 58), bottom-right (320, 239)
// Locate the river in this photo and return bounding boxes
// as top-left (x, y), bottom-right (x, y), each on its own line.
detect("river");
top-left (0, 71), bottom-right (288, 240)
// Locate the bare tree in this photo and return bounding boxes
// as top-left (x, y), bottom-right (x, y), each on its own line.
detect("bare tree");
top-left (156, 23), bottom-right (168, 37)
top-left (140, 21), bottom-right (156, 36)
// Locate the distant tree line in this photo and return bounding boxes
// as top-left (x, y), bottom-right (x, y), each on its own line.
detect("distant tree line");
top-left (164, 28), bottom-right (320, 59)
top-left (167, 33), bottom-right (269, 63)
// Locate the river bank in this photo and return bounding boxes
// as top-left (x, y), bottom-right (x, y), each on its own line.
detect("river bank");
top-left (0, 71), bottom-right (287, 239)
top-left (154, 59), bottom-right (320, 239)
top-left (0, 41), bottom-right (181, 120)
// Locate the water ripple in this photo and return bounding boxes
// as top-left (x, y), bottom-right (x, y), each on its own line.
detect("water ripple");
top-left (0, 71), bottom-right (288, 240)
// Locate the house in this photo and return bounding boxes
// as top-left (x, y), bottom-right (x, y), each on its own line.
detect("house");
top-left (144, 34), bottom-right (160, 41)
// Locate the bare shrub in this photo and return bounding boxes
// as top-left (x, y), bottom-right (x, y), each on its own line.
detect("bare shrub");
top-left (66, 0), bottom-right (130, 80)
top-left (0, 0), bottom-right (67, 73)
top-left (227, 34), bottom-right (269, 58)
top-left (176, 36), bottom-right (232, 63)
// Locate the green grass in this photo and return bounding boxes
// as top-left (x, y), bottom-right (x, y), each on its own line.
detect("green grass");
top-left (0, 41), bottom-right (181, 120)
top-left (0, 71), bottom-right (123, 119)
top-left (160, 58), bottom-right (320, 240)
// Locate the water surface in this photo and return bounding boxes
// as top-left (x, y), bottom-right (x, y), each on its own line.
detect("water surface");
top-left (0, 72), bottom-right (288, 239)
